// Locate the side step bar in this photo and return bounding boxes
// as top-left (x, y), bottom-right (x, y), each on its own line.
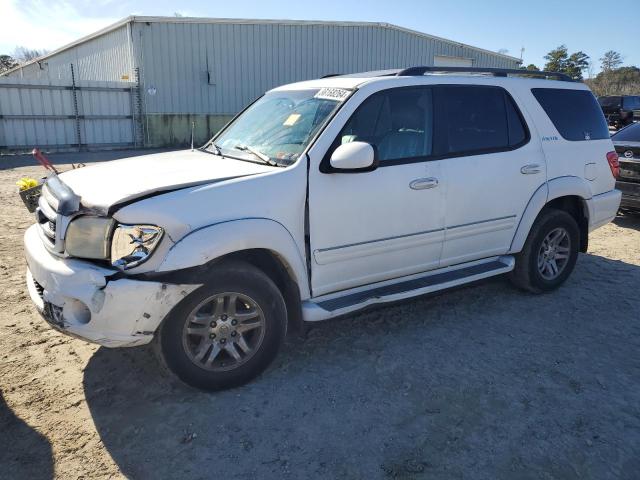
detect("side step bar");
top-left (302, 256), bottom-right (515, 322)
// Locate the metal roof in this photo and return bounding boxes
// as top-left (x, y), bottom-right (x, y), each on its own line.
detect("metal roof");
top-left (2, 15), bottom-right (521, 76)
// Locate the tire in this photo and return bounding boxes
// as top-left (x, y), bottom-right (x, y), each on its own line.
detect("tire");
top-left (510, 208), bottom-right (580, 293)
top-left (154, 261), bottom-right (287, 391)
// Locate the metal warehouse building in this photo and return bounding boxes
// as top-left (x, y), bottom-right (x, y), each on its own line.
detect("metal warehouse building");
top-left (1, 16), bottom-right (521, 152)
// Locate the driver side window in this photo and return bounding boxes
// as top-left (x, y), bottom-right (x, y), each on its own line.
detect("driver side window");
top-left (338, 87), bottom-right (433, 164)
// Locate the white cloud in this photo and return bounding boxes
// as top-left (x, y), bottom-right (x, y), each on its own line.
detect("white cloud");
top-left (0, 0), bottom-right (120, 54)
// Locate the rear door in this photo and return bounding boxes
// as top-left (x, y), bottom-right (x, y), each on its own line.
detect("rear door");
top-left (436, 85), bottom-right (545, 266)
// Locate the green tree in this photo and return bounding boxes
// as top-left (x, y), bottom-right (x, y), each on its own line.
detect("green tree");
top-left (543, 45), bottom-right (568, 72)
top-left (519, 64), bottom-right (541, 78)
top-left (0, 54), bottom-right (18, 74)
top-left (566, 51), bottom-right (590, 80)
top-left (543, 45), bottom-right (590, 80)
top-left (600, 50), bottom-right (623, 71)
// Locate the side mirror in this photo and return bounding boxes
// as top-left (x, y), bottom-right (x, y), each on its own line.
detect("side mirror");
top-left (329, 141), bottom-right (377, 172)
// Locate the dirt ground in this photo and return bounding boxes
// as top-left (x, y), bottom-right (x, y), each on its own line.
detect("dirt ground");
top-left (1, 157), bottom-right (639, 479)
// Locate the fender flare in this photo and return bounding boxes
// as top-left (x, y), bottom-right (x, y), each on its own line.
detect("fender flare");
top-left (157, 218), bottom-right (310, 299)
top-left (509, 176), bottom-right (591, 253)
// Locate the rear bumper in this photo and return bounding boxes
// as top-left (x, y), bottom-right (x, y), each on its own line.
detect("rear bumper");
top-left (586, 189), bottom-right (622, 231)
top-left (617, 181), bottom-right (640, 211)
top-left (24, 224), bottom-right (198, 347)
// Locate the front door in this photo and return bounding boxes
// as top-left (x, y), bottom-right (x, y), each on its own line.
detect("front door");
top-left (307, 86), bottom-right (445, 296)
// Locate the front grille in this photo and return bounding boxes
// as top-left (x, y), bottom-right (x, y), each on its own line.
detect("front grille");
top-left (32, 276), bottom-right (45, 300)
top-left (35, 185), bottom-right (63, 252)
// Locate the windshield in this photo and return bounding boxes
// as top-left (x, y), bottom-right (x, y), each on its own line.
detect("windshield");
top-left (208, 88), bottom-right (349, 166)
top-left (598, 96), bottom-right (621, 108)
top-left (612, 122), bottom-right (640, 142)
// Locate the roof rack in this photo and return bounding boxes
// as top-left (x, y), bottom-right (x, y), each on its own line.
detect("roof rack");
top-left (395, 66), bottom-right (574, 82)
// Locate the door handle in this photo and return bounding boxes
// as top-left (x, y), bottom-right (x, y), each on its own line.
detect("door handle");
top-left (409, 177), bottom-right (439, 190)
top-left (521, 164), bottom-right (542, 174)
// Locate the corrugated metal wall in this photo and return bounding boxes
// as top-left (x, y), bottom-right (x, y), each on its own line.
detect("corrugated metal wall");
top-left (5, 25), bottom-right (134, 82)
top-left (0, 78), bottom-right (136, 153)
top-left (134, 21), bottom-right (520, 115)
top-left (1, 18), bottom-right (521, 148)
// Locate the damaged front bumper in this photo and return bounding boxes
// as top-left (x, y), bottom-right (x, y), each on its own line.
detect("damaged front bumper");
top-left (24, 225), bottom-right (199, 347)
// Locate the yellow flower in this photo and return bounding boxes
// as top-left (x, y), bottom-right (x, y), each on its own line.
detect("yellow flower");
top-left (16, 177), bottom-right (38, 191)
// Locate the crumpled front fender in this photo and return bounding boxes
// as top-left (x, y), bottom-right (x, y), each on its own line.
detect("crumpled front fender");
top-left (158, 218), bottom-right (310, 299)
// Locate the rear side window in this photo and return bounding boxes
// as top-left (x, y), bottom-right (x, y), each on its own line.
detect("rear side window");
top-left (433, 85), bottom-right (528, 156)
top-left (532, 88), bottom-right (609, 141)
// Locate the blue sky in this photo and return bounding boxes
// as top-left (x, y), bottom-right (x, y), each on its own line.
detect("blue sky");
top-left (1, 0), bottom-right (638, 74)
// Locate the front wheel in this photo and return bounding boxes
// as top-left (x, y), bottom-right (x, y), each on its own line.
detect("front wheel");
top-left (510, 209), bottom-right (580, 293)
top-left (154, 261), bottom-right (287, 391)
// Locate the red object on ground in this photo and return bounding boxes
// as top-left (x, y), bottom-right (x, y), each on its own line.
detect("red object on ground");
top-left (32, 148), bottom-right (59, 174)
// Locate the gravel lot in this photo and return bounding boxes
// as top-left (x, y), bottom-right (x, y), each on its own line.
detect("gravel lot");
top-left (1, 156), bottom-right (639, 479)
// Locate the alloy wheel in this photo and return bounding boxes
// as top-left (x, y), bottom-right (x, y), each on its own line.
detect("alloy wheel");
top-left (182, 292), bottom-right (266, 372)
top-left (537, 227), bottom-right (571, 280)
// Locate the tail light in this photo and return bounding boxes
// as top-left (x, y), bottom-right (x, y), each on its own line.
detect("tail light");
top-left (606, 151), bottom-right (620, 179)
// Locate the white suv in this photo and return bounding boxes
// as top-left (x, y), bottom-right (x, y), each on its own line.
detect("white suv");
top-left (24, 67), bottom-right (622, 390)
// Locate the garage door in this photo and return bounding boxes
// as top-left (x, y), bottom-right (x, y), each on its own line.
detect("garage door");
top-left (433, 55), bottom-right (474, 67)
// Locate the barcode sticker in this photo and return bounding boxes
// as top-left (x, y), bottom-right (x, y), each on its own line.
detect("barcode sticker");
top-left (314, 87), bottom-right (351, 101)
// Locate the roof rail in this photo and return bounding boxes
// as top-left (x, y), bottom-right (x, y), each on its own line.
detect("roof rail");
top-left (395, 66), bottom-right (575, 82)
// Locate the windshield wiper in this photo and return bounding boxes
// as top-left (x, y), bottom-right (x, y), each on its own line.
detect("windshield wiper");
top-left (234, 144), bottom-right (280, 166)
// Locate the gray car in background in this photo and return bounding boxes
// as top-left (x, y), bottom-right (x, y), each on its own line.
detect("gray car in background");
top-left (612, 122), bottom-right (640, 211)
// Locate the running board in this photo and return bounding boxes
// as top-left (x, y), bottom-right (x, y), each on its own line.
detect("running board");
top-left (302, 256), bottom-right (515, 322)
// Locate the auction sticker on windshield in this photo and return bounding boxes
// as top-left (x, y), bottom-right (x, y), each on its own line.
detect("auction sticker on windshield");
top-left (314, 87), bottom-right (351, 102)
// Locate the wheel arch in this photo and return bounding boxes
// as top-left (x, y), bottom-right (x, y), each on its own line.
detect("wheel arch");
top-left (211, 249), bottom-right (304, 337)
top-left (543, 195), bottom-right (589, 252)
top-left (510, 177), bottom-right (591, 254)
top-left (155, 218), bottom-right (308, 336)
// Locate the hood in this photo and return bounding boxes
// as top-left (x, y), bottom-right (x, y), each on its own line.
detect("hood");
top-left (57, 150), bottom-right (273, 213)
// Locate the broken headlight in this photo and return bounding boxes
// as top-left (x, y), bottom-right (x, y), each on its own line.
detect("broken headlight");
top-left (65, 216), bottom-right (114, 259)
top-left (110, 224), bottom-right (163, 270)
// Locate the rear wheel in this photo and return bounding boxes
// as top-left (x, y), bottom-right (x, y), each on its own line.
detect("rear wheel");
top-left (155, 261), bottom-right (287, 391)
top-left (510, 209), bottom-right (580, 293)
